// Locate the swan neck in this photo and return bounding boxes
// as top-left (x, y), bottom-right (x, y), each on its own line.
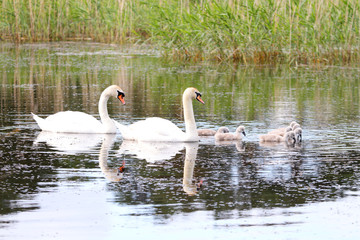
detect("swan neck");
top-left (99, 92), bottom-right (111, 123)
top-left (183, 95), bottom-right (198, 140)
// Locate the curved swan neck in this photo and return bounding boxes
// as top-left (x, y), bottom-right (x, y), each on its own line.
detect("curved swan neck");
top-left (183, 93), bottom-right (198, 141)
top-left (99, 90), bottom-right (111, 123)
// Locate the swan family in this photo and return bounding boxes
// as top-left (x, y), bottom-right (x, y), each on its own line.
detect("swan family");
top-left (32, 85), bottom-right (303, 146)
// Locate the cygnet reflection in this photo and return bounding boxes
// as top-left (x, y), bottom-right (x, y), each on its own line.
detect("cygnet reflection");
top-left (215, 140), bottom-right (245, 152)
top-left (183, 142), bottom-right (203, 196)
top-left (33, 131), bottom-right (105, 154)
top-left (118, 140), bottom-right (185, 163)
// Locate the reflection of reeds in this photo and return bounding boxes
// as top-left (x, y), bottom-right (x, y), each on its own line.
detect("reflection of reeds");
top-left (1, 0), bottom-right (359, 64)
top-left (1, 43), bottom-right (360, 124)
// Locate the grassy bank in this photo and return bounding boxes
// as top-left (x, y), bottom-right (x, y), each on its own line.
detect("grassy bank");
top-left (1, 0), bottom-right (360, 65)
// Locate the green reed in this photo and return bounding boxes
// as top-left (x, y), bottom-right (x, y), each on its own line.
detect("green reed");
top-left (1, 0), bottom-right (360, 65)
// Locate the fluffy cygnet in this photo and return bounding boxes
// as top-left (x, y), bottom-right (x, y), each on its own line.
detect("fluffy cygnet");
top-left (268, 126), bottom-right (293, 136)
top-left (215, 126), bottom-right (246, 141)
top-left (216, 127), bottom-right (230, 134)
top-left (197, 129), bottom-right (217, 136)
top-left (259, 131), bottom-right (296, 145)
top-left (294, 128), bottom-right (302, 142)
top-left (198, 126), bottom-right (230, 136)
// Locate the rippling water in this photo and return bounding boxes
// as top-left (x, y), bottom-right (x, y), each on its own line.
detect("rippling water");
top-left (1, 42), bottom-right (360, 239)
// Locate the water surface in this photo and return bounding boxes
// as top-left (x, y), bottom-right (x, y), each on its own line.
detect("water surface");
top-left (1, 42), bottom-right (360, 239)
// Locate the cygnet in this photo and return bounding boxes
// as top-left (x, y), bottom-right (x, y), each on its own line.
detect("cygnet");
top-left (294, 128), bottom-right (302, 142)
top-left (198, 126), bottom-right (231, 136)
top-left (268, 126), bottom-right (293, 136)
top-left (259, 131), bottom-right (296, 145)
top-left (215, 126), bottom-right (246, 141)
top-left (197, 129), bottom-right (217, 136)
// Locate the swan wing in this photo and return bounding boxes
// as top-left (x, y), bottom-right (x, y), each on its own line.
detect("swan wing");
top-left (130, 117), bottom-right (185, 141)
top-left (115, 117), bottom-right (186, 142)
top-left (32, 111), bottom-right (104, 133)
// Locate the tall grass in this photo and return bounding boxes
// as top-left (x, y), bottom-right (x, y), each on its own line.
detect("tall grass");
top-left (0, 0), bottom-right (134, 42)
top-left (1, 0), bottom-right (360, 65)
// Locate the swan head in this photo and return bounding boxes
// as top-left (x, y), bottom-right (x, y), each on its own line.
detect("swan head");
top-left (104, 85), bottom-right (125, 104)
top-left (117, 90), bottom-right (125, 104)
top-left (236, 126), bottom-right (246, 136)
top-left (184, 87), bottom-right (204, 104)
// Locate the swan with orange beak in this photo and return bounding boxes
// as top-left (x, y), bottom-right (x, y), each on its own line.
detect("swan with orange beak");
top-left (114, 87), bottom-right (205, 142)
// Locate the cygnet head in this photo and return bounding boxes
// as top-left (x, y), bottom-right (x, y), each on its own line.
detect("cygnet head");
top-left (184, 87), bottom-right (204, 104)
top-left (103, 85), bottom-right (125, 104)
top-left (285, 126), bottom-right (293, 132)
top-left (217, 126), bottom-right (230, 134)
top-left (290, 121), bottom-right (299, 128)
top-left (235, 126), bottom-right (246, 136)
top-left (292, 124), bottom-right (301, 130)
top-left (294, 128), bottom-right (302, 142)
top-left (284, 131), bottom-right (296, 145)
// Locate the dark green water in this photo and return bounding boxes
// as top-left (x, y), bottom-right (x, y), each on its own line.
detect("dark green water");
top-left (1, 42), bottom-right (360, 239)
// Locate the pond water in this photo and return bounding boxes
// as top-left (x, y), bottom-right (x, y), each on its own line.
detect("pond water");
top-left (1, 42), bottom-right (360, 239)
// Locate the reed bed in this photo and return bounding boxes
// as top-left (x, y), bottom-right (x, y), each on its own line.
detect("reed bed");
top-left (1, 0), bottom-right (360, 65)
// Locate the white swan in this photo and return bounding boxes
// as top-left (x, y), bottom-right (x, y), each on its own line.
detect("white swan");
top-left (215, 126), bottom-right (246, 141)
top-left (114, 87), bottom-right (204, 142)
top-left (32, 85), bottom-right (125, 133)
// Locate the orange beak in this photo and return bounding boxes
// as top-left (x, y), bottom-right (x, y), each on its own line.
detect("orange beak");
top-left (196, 95), bottom-right (205, 104)
top-left (118, 94), bottom-right (125, 104)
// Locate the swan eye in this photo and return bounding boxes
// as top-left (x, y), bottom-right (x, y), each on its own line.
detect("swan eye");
top-left (117, 90), bottom-right (125, 98)
top-left (195, 92), bottom-right (205, 104)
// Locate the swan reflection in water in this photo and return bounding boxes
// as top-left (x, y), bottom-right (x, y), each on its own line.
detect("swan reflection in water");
top-left (99, 134), bottom-right (124, 182)
top-left (118, 140), bottom-right (202, 195)
top-left (33, 131), bottom-right (106, 154)
top-left (33, 132), bottom-right (124, 181)
top-left (118, 140), bottom-right (185, 163)
top-left (183, 142), bottom-right (203, 196)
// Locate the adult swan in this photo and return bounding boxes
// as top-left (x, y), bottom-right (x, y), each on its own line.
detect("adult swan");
top-left (114, 87), bottom-right (204, 142)
top-left (32, 85), bottom-right (125, 133)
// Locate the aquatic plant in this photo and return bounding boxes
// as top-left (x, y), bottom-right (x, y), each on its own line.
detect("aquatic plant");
top-left (1, 0), bottom-right (360, 65)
